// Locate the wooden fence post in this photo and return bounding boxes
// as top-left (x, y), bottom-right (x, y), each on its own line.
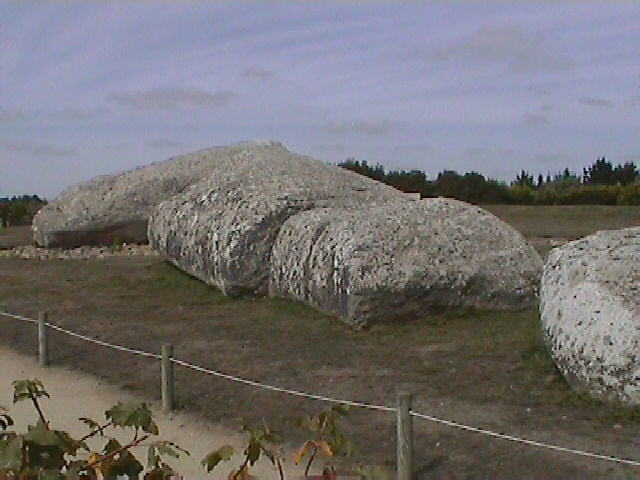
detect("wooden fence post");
top-left (38, 311), bottom-right (49, 367)
top-left (161, 344), bottom-right (174, 413)
top-left (397, 390), bottom-right (413, 480)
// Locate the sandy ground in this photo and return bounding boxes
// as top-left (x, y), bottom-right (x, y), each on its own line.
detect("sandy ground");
top-left (0, 345), bottom-right (306, 479)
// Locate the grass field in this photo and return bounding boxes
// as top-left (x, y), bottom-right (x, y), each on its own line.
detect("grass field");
top-left (483, 204), bottom-right (640, 239)
top-left (0, 206), bottom-right (639, 478)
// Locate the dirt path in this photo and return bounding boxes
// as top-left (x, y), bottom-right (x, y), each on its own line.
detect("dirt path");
top-left (0, 345), bottom-right (305, 478)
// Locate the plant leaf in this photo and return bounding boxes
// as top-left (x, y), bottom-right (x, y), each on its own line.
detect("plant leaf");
top-left (228, 465), bottom-right (256, 480)
top-left (201, 445), bottom-right (235, 472)
top-left (294, 440), bottom-right (314, 465)
top-left (246, 438), bottom-right (261, 465)
top-left (106, 449), bottom-right (143, 477)
top-left (103, 438), bottom-right (122, 455)
top-left (78, 417), bottom-right (100, 430)
top-left (105, 402), bottom-right (159, 434)
top-left (24, 421), bottom-right (60, 446)
top-left (314, 440), bottom-right (334, 457)
top-left (12, 379), bottom-right (50, 403)
top-left (0, 413), bottom-right (14, 432)
top-left (0, 435), bottom-right (23, 470)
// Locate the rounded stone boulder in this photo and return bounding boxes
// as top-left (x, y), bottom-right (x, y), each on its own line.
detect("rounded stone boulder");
top-left (540, 226), bottom-right (640, 405)
top-left (147, 142), bottom-right (407, 297)
top-left (32, 141), bottom-right (276, 247)
top-left (269, 198), bottom-right (543, 328)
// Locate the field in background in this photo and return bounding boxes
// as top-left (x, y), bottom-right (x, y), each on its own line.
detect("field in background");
top-left (0, 225), bottom-right (32, 250)
top-left (483, 204), bottom-right (640, 238)
top-left (1, 205), bottom-right (639, 478)
top-left (484, 205), bottom-right (640, 258)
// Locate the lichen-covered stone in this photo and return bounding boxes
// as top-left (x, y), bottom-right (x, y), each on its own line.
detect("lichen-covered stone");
top-left (540, 226), bottom-right (640, 405)
top-left (269, 198), bottom-right (543, 327)
top-left (147, 142), bottom-right (408, 296)
top-left (32, 141), bottom-right (279, 247)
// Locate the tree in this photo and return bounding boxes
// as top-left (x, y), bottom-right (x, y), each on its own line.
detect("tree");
top-left (613, 162), bottom-right (638, 185)
top-left (583, 157), bottom-right (615, 185)
top-left (338, 159), bottom-right (386, 182)
top-left (512, 170), bottom-right (534, 188)
top-left (384, 169), bottom-right (428, 195)
top-left (0, 195), bottom-right (45, 226)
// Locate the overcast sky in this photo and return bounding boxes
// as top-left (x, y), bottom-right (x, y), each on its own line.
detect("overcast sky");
top-left (1, 1), bottom-right (638, 199)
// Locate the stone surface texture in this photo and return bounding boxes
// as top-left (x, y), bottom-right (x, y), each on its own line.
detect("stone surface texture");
top-left (148, 141), bottom-right (408, 296)
top-left (270, 198), bottom-right (543, 327)
top-left (540, 226), bottom-right (640, 405)
top-left (32, 142), bottom-right (271, 247)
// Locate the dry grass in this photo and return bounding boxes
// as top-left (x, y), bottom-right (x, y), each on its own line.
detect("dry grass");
top-left (483, 204), bottom-right (640, 239)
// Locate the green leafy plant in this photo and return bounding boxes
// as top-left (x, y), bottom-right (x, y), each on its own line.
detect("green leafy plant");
top-left (295, 405), bottom-right (354, 477)
top-left (0, 379), bottom-right (189, 480)
top-left (110, 238), bottom-right (124, 253)
top-left (202, 419), bottom-right (284, 480)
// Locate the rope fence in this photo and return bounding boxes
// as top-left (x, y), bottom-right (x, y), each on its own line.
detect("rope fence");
top-left (1, 309), bottom-right (639, 473)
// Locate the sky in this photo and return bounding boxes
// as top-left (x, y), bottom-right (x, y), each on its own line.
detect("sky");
top-left (1, 1), bottom-right (638, 199)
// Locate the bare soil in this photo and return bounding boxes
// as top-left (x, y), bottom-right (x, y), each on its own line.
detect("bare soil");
top-left (1, 206), bottom-right (640, 479)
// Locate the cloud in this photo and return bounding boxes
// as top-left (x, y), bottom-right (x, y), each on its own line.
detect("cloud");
top-left (58, 106), bottom-right (111, 119)
top-left (423, 25), bottom-right (574, 73)
top-left (1, 107), bottom-right (110, 123)
top-left (523, 112), bottom-right (548, 126)
top-left (326, 120), bottom-right (389, 135)
top-left (108, 87), bottom-right (237, 110)
top-left (0, 109), bottom-right (29, 122)
top-left (534, 152), bottom-right (574, 166)
top-left (465, 147), bottom-right (488, 157)
top-left (528, 86), bottom-right (548, 97)
top-left (102, 142), bottom-right (131, 151)
top-left (540, 103), bottom-right (553, 112)
top-left (146, 139), bottom-right (183, 149)
top-left (1, 141), bottom-right (76, 157)
top-left (311, 144), bottom-right (346, 152)
top-left (579, 96), bottom-right (612, 108)
top-left (392, 143), bottom-right (431, 153)
top-left (241, 67), bottom-right (274, 81)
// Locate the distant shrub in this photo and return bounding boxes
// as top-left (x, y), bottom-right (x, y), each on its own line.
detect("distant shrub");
top-left (617, 183), bottom-right (640, 205)
top-left (563, 185), bottom-right (620, 205)
top-left (532, 185), bottom-right (626, 205)
top-left (508, 185), bottom-right (535, 205)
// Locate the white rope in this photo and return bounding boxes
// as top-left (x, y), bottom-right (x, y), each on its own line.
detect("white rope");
top-left (0, 311), bottom-right (38, 324)
top-left (43, 322), bottom-right (160, 359)
top-left (410, 411), bottom-right (640, 467)
top-left (170, 357), bottom-right (394, 412)
top-left (1, 309), bottom-right (639, 467)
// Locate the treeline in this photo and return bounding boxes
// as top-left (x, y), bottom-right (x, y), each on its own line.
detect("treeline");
top-left (338, 156), bottom-right (640, 205)
top-left (0, 195), bottom-right (47, 227)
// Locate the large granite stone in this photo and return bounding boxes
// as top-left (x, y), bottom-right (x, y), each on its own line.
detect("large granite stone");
top-left (269, 198), bottom-right (543, 327)
top-left (147, 142), bottom-right (408, 296)
top-left (32, 142), bottom-right (276, 247)
top-left (540, 226), bottom-right (640, 405)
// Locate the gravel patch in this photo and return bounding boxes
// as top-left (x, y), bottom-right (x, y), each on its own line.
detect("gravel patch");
top-left (0, 243), bottom-right (159, 260)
